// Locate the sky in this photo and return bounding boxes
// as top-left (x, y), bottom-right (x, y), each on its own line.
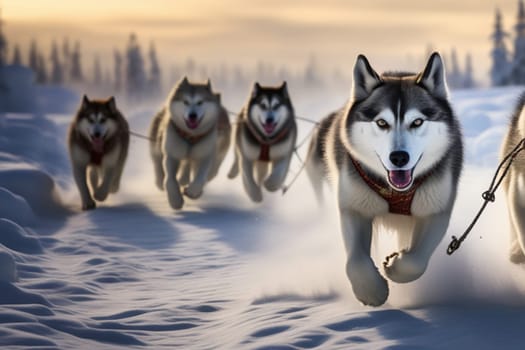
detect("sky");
top-left (2, 0), bottom-right (522, 85)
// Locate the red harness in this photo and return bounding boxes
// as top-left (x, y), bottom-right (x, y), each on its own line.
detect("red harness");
top-left (245, 120), bottom-right (293, 162)
top-left (350, 156), bottom-right (426, 216)
top-left (172, 122), bottom-right (214, 145)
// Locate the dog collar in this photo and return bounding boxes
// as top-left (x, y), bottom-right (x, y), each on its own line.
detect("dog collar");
top-left (349, 156), bottom-right (426, 216)
top-left (244, 118), bottom-right (294, 162)
top-left (171, 121), bottom-right (214, 145)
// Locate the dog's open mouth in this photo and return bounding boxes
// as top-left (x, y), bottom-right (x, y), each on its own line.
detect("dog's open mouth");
top-left (388, 169), bottom-right (413, 191)
top-left (91, 137), bottom-right (104, 153)
top-left (263, 123), bottom-right (276, 135)
top-left (186, 119), bottom-right (200, 130)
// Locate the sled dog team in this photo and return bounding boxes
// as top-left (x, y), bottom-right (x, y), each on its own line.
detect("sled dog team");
top-left (68, 52), bottom-right (525, 306)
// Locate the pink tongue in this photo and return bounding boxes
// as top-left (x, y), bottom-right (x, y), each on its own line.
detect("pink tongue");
top-left (187, 119), bottom-right (199, 129)
top-left (388, 170), bottom-right (412, 190)
top-left (92, 138), bottom-right (104, 152)
top-left (263, 124), bottom-right (275, 134)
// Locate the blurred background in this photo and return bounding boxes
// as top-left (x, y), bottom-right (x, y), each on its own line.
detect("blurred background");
top-left (0, 0), bottom-right (523, 113)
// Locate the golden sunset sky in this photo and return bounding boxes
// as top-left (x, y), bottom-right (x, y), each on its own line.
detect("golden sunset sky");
top-left (2, 0), bottom-right (521, 84)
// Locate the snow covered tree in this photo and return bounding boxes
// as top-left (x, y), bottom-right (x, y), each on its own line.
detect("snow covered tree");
top-left (148, 41), bottom-right (161, 96)
top-left (49, 40), bottom-right (63, 84)
top-left (62, 37), bottom-right (70, 82)
top-left (463, 53), bottom-right (475, 88)
top-left (28, 40), bottom-right (39, 73)
top-left (93, 55), bottom-right (102, 86)
top-left (447, 48), bottom-right (462, 89)
top-left (303, 54), bottom-right (322, 86)
top-left (0, 8), bottom-right (7, 66)
top-left (36, 53), bottom-right (48, 84)
top-left (114, 49), bottom-right (123, 92)
top-left (512, 0), bottom-right (525, 84)
top-left (491, 8), bottom-right (510, 86)
top-left (11, 44), bottom-right (21, 66)
top-left (70, 41), bottom-right (83, 83)
top-left (125, 33), bottom-right (146, 101)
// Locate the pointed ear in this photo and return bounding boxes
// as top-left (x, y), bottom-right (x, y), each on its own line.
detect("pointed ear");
top-left (279, 81), bottom-right (289, 99)
top-left (251, 82), bottom-right (261, 99)
top-left (180, 76), bottom-right (189, 86)
top-left (107, 96), bottom-right (117, 114)
top-left (214, 93), bottom-right (221, 103)
top-left (351, 54), bottom-right (382, 101)
top-left (417, 52), bottom-right (448, 100)
top-left (205, 78), bottom-right (212, 90)
top-left (81, 94), bottom-right (90, 109)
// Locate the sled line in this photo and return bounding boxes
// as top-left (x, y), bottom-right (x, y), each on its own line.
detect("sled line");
top-left (447, 137), bottom-right (525, 255)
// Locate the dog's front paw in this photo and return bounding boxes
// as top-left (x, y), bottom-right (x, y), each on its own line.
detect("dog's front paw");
top-left (166, 180), bottom-right (184, 209)
top-left (263, 178), bottom-right (283, 192)
top-left (94, 188), bottom-right (109, 202)
top-left (183, 184), bottom-right (203, 199)
top-left (383, 251), bottom-right (426, 283)
top-left (82, 199), bottom-right (96, 211)
top-left (347, 258), bottom-right (389, 306)
top-left (246, 187), bottom-right (263, 203)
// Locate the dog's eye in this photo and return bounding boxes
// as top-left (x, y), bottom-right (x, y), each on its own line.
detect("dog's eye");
top-left (260, 104), bottom-right (268, 111)
top-left (272, 103), bottom-right (281, 111)
top-left (196, 101), bottom-right (203, 106)
top-left (376, 119), bottom-right (389, 129)
top-left (183, 100), bottom-right (190, 106)
top-left (411, 118), bottom-right (424, 128)
top-left (100, 118), bottom-right (107, 123)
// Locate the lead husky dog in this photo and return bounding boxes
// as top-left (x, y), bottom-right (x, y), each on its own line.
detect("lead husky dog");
top-left (501, 93), bottom-right (525, 264)
top-left (306, 53), bottom-right (463, 306)
top-left (150, 77), bottom-right (229, 209)
top-left (68, 95), bottom-right (129, 210)
top-left (228, 82), bottom-right (297, 202)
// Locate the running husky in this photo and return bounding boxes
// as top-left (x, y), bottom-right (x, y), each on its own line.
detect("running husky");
top-left (306, 53), bottom-right (463, 306)
top-left (68, 95), bottom-right (129, 210)
top-left (228, 82), bottom-right (297, 202)
top-left (501, 93), bottom-right (525, 264)
top-left (149, 77), bottom-right (229, 209)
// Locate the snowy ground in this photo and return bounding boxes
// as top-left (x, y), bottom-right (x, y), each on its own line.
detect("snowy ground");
top-left (1, 86), bottom-right (525, 349)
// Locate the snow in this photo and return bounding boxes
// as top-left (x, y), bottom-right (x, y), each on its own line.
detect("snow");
top-left (1, 85), bottom-right (525, 349)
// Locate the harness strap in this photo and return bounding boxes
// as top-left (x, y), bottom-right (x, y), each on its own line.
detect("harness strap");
top-left (244, 118), bottom-right (294, 162)
top-left (172, 121), bottom-right (214, 145)
top-left (349, 156), bottom-right (425, 216)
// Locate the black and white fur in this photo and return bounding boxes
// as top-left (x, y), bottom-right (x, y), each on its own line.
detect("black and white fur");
top-left (68, 95), bottom-right (129, 210)
top-left (149, 77), bottom-right (226, 209)
top-left (501, 93), bottom-right (525, 264)
top-left (306, 53), bottom-right (463, 306)
top-left (228, 82), bottom-right (297, 202)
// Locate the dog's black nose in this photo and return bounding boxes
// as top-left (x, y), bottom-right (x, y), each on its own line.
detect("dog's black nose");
top-left (93, 131), bottom-right (101, 138)
top-left (266, 115), bottom-right (275, 124)
top-left (188, 112), bottom-right (198, 120)
top-left (389, 151), bottom-right (410, 167)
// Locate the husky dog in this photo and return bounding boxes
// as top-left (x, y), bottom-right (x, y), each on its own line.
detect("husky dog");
top-left (501, 93), bottom-right (525, 264)
top-left (68, 95), bottom-right (129, 210)
top-left (306, 53), bottom-right (463, 306)
top-left (150, 77), bottom-right (227, 209)
top-left (228, 82), bottom-right (297, 202)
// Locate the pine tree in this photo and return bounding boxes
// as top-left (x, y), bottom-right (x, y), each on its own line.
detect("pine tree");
top-left (0, 8), bottom-right (7, 66)
top-left (491, 8), bottom-right (510, 86)
top-left (463, 53), bottom-right (475, 88)
top-left (148, 41), bottom-right (161, 96)
top-left (447, 48), bottom-right (462, 89)
top-left (62, 37), bottom-right (70, 82)
top-left (70, 41), bottom-right (83, 83)
top-left (36, 53), bottom-right (48, 84)
top-left (114, 49), bottom-right (122, 92)
top-left (125, 33), bottom-right (146, 101)
top-left (11, 44), bottom-right (21, 66)
top-left (28, 40), bottom-right (39, 73)
top-left (512, 0), bottom-right (525, 84)
top-left (50, 40), bottom-right (63, 84)
top-left (93, 55), bottom-right (102, 86)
